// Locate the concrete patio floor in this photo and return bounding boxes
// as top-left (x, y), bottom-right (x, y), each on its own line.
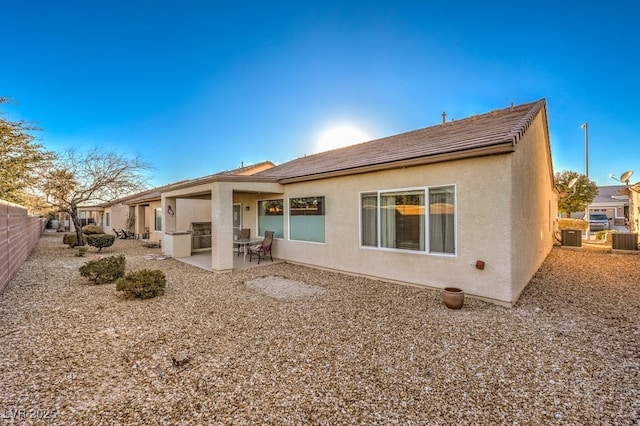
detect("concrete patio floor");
top-left (175, 249), bottom-right (284, 271)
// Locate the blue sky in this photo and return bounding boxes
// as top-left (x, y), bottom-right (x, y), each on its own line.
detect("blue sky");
top-left (2, 1), bottom-right (638, 188)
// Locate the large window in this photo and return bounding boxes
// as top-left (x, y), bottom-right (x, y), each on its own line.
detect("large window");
top-left (290, 196), bottom-right (325, 243)
top-left (381, 190), bottom-right (425, 251)
top-left (361, 193), bottom-right (378, 247)
top-left (258, 199), bottom-right (284, 238)
top-left (361, 186), bottom-right (455, 254)
top-left (428, 186), bottom-right (455, 254)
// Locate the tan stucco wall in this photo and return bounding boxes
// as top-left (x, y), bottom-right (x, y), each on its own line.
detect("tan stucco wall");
top-left (136, 205), bottom-right (147, 238)
top-left (145, 201), bottom-right (162, 242)
top-left (629, 188), bottom-right (640, 232)
top-left (233, 193), bottom-right (257, 236)
top-left (509, 112), bottom-right (557, 302)
top-left (103, 203), bottom-right (129, 235)
top-left (104, 202), bottom-right (157, 239)
top-left (175, 199), bottom-right (211, 230)
top-left (269, 155), bottom-right (515, 304)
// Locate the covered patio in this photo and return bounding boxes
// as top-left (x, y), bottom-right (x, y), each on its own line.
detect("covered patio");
top-left (160, 176), bottom-right (284, 272)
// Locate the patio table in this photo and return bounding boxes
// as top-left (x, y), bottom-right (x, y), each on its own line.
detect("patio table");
top-left (233, 237), bottom-right (263, 262)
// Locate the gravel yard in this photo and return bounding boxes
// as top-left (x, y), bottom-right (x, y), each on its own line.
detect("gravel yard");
top-left (0, 233), bottom-right (638, 424)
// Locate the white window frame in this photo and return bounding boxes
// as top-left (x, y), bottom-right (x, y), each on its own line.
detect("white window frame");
top-left (358, 185), bottom-right (457, 256)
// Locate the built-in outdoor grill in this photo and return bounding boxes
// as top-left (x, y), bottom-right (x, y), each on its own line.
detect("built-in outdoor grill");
top-left (190, 222), bottom-right (212, 251)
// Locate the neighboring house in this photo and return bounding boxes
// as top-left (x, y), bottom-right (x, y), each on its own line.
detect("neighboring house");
top-left (588, 185), bottom-right (629, 226)
top-left (101, 162), bottom-right (275, 244)
top-left (160, 99), bottom-right (557, 306)
top-left (626, 182), bottom-right (640, 233)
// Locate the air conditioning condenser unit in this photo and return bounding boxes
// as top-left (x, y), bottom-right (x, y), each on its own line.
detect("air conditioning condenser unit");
top-left (561, 229), bottom-right (582, 247)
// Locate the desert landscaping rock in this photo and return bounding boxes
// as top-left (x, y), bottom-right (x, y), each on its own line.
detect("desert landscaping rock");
top-left (0, 234), bottom-right (638, 424)
top-left (172, 352), bottom-right (191, 368)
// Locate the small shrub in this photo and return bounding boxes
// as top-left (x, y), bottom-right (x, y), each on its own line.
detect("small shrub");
top-left (86, 234), bottom-right (116, 252)
top-left (79, 255), bottom-right (126, 284)
top-left (595, 229), bottom-right (617, 241)
top-left (63, 233), bottom-right (87, 248)
top-left (82, 225), bottom-right (104, 235)
top-left (116, 269), bottom-right (166, 299)
top-left (75, 246), bottom-right (88, 257)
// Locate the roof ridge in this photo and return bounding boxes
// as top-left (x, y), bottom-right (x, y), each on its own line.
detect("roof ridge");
top-left (255, 99), bottom-right (548, 181)
top-left (504, 99), bottom-right (546, 145)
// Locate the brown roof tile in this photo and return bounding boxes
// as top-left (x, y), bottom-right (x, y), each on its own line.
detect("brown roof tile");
top-left (256, 99), bottom-right (546, 181)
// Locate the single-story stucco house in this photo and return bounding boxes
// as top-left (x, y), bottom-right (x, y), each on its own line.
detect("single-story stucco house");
top-left (587, 185), bottom-right (629, 226)
top-left (159, 99), bottom-right (557, 306)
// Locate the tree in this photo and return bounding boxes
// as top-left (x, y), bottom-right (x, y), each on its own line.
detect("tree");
top-left (554, 170), bottom-right (598, 217)
top-left (42, 148), bottom-right (151, 246)
top-left (0, 98), bottom-right (55, 205)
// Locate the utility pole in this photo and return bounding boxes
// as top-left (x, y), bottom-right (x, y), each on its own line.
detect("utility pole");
top-left (582, 123), bottom-right (590, 239)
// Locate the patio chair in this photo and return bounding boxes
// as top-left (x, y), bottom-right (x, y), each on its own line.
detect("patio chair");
top-left (114, 229), bottom-right (126, 239)
top-left (237, 228), bottom-right (251, 257)
top-left (249, 231), bottom-right (273, 264)
top-left (124, 230), bottom-right (137, 239)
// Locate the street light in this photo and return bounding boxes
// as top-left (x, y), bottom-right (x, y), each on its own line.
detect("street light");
top-left (582, 123), bottom-right (590, 239)
top-left (581, 123), bottom-right (589, 177)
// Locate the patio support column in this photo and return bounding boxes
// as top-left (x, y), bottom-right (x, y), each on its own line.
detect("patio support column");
top-left (211, 184), bottom-right (233, 271)
top-left (127, 206), bottom-right (136, 231)
top-left (135, 205), bottom-right (145, 237)
top-left (163, 197), bottom-right (177, 232)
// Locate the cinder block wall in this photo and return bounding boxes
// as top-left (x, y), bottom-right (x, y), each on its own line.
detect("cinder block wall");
top-left (0, 200), bottom-right (46, 293)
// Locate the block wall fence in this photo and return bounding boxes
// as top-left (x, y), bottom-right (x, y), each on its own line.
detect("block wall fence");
top-left (0, 199), bottom-right (46, 293)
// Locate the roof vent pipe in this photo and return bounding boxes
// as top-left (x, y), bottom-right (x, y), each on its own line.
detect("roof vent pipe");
top-left (442, 112), bottom-right (446, 125)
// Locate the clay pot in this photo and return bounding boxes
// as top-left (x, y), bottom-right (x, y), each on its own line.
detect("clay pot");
top-left (442, 287), bottom-right (464, 309)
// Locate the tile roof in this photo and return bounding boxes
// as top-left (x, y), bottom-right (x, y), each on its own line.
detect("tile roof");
top-left (103, 161), bottom-right (275, 206)
top-left (592, 185), bottom-right (628, 204)
top-left (256, 99), bottom-right (546, 182)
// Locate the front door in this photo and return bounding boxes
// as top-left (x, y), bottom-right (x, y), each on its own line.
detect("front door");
top-left (232, 203), bottom-right (242, 240)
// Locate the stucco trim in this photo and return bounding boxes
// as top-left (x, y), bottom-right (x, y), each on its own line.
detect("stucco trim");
top-left (166, 175), bottom-right (281, 192)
